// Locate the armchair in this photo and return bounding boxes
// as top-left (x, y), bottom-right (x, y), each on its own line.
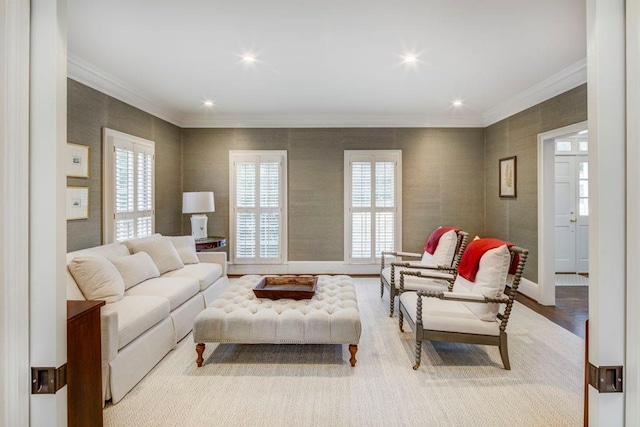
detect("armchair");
top-left (380, 227), bottom-right (468, 316)
top-left (398, 241), bottom-right (528, 370)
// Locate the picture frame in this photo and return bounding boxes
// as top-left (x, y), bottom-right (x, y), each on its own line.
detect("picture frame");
top-left (66, 186), bottom-right (89, 220)
top-left (66, 142), bottom-right (90, 178)
top-left (499, 156), bottom-right (517, 198)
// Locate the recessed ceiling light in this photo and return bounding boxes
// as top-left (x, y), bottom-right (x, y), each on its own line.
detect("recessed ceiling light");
top-left (242, 54), bottom-right (257, 63)
top-left (203, 100), bottom-right (214, 107)
top-left (402, 54), bottom-right (418, 64)
top-left (453, 100), bottom-right (463, 107)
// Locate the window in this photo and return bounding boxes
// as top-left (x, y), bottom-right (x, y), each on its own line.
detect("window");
top-left (345, 150), bottom-right (401, 263)
top-left (230, 151), bottom-right (287, 264)
top-left (103, 128), bottom-right (155, 243)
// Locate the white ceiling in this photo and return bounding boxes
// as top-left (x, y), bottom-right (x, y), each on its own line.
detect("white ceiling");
top-left (67, 0), bottom-right (586, 128)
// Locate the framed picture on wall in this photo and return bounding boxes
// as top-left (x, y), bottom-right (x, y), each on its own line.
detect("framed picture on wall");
top-left (499, 156), bottom-right (517, 198)
top-left (66, 186), bottom-right (89, 220)
top-left (66, 142), bottom-right (90, 178)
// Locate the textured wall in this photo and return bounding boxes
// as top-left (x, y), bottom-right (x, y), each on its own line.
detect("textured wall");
top-left (67, 79), bottom-right (182, 251)
top-left (181, 127), bottom-right (486, 261)
top-left (484, 84), bottom-right (588, 282)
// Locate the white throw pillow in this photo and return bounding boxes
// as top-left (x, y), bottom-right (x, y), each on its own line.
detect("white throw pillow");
top-left (126, 237), bottom-right (184, 274)
top-left (168, 236), bottom-right (199, 264)
top-left (432, 230), bottom-right (457, 266)
top-left (459, 245), bottom-right (511, 321)
top-left (68, 255), bottom-right (125, 303)
top-left (109, 252), bottom-right (160, 290)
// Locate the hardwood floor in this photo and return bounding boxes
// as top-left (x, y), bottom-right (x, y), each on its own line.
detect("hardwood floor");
top-left (515, 286), bottom-right (588, 338)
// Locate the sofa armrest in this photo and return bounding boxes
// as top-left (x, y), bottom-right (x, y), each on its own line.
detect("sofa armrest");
top-left (100, 306), bottom-right (119, 403)
top-left (196, 251), bottom-right (227, 276)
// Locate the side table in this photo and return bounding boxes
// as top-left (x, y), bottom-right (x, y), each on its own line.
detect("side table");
top-left (67, 300), bottom-right (105, 427)
top-left (195, 236), bottom-right (227, 252)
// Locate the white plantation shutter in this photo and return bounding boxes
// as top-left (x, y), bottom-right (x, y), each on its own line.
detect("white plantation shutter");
top-left (230, 151), bottom-right (287, 264)
top-left (104, 128), bottom-right (155, 243)
top-left (345, 151), bottom-right (401, 263)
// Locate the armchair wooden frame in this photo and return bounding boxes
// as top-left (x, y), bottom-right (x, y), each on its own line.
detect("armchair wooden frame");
top-left (398, 246), bottom-right (528, 370)
top-left (380, 230), bottom-right (469, 316)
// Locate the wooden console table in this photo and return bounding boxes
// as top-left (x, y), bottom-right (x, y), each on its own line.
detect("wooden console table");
top-left (195, 236), bottom-right (226, 252)
top-left (67, 300), bottom-right (105, 427)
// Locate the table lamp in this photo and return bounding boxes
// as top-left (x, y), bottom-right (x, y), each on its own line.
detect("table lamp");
top-left (182, 191), bottom-right (215, 240)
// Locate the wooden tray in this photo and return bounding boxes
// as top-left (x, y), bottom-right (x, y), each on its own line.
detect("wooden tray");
top-left (253, 276), bottom-right (318, 300)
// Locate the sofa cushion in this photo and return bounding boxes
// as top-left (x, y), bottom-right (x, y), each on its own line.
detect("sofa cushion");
top-left (101, 295), bottom-right (170, 350)
top-left (109, 252), bottom-right (160, 290)
top-left (67, 255), bottom-right (125, 303)
top-left (168, 236), bottom-right (199, 264)
top-left (125, 277), bottom-right (199, 311)
top-left (432, 229), bottom-right (457, 266)
top-left (126, 237), bottom-right (184, 274)
top-left (161, 263), bottom-right (222, 291)
top-left (453, 245), bottom-right (511, 321)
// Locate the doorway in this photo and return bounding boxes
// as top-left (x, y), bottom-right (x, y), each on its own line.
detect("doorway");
top-left (537, 121), bottom-right (588, 306)
top-left (554, 135), bottom-right (589, 276)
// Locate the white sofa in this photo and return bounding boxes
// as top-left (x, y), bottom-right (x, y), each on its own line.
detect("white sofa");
top-left (66, 234), bottom-right (230, 404)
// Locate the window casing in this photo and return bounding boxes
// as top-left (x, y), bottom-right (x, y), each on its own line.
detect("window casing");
top-left (344, 150), bottom-right (402, 263)
top-left (229, 151), bottom-right (287, 264)
top-left (103, 128), bottom-right (155, 243)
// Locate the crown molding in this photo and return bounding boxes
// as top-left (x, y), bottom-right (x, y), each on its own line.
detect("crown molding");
top-left (482, 58), bottom-right (587, 126)
top-left (181, 114), bottom-right (485, 128)
top-left (67, 54), bottom-right (586, 129)
top-left (67, 53), bottom-right (184, 126)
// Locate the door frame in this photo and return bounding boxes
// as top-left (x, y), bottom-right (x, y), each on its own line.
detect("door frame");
top-left (537, 120), bottom-right (587, 306)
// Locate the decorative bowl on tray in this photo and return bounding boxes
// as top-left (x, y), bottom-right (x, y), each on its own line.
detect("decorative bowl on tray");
top-left (253, 276), bottom-right (318, 300)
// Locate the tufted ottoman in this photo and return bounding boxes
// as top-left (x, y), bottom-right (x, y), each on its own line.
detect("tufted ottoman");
top-left (193, 275), bottom-right (362, 367)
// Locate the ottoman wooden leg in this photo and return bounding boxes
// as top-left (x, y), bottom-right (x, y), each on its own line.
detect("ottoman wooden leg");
top-left (196, 343), bottom-right (206, 367)
top-left (349, 344), bottom-right (358, 367)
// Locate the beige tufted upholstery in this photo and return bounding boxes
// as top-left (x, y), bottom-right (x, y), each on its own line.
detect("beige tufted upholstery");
top-left (193, 275), bottom-right (361, 345)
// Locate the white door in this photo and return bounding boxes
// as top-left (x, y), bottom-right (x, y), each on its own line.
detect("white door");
top-left (555, 156), bottom-right (577, 271)
top-left (555, 155), bottom-right (589, 273)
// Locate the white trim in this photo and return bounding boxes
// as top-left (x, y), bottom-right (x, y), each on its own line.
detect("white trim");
top-left (67, 53), bottom-right (184, 126)
top-left (626, 0), bottom-right (640, 422)
top-left (228, 261), bottom-right (381, 276)
top-left (537, 121), bottom-right (588, 306)
top-left (344, 150), bottom-right (402, 264)
top-left (517, 278), bottom-right (540, 302)
top-left (483, 59), bottom-right (587, 126)
top-left (102, 128), bottom-right (156, 244)
top-left (1, 0), bottom-right (30, 425)
top-left (68, 54), bottom-right (585, 129)
top-left (183, 114), bottom-right (485, 128)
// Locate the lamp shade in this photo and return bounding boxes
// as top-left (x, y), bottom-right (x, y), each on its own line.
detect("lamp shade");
top-left (182, 191), bottom-right (215, 214)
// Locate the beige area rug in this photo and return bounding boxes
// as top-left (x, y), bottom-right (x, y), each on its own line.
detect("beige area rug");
top-left (103, 278), bottom-right (584, 427)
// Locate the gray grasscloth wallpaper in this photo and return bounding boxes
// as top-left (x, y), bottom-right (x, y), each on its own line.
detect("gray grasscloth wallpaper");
top-left (484, 84), bottom-right (588, 282)
top-left (181, 127), bottom-right (486, 261)
top-left (67, 79), bottom-right (182, 252)
top-left (67, 80), bottom-right (588, 284)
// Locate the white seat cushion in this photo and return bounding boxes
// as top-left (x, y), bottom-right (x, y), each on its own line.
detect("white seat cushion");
top-left (400, 292), bottom-right (500, 336)
top-left (102, 296), bottom-right (170, 349)
top-left (125, 277), bottom-right (199, 311)
top-left (381, 266), bottom-right (449, 291)
top-left (162, 263), bottom-right (222, 291)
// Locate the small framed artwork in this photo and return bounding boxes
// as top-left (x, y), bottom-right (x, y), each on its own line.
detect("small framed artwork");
top-left (66, 143), bottom-right (90, 178)
top-left (66, 186), bottom-right (89, 220)
top-left (499, 156), bottom-right (517, 198)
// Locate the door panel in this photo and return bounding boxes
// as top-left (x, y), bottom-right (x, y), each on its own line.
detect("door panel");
top-left (576, 156), bottom-right (589, 272)
top-left (555, 157), bottom-right (576, 271)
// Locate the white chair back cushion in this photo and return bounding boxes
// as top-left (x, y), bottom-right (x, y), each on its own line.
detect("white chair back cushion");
top-left (452, 244), bottom-right (510, 321)
top-left (429, 229), bottom-right (457, 266)
top-left (109, 252), bottom-right (161, 290)
top-left (167, 235), bottom-right (199, 264)
top-left (68, 255), bottom-right (125, 303)
top-left (126, 237), bottom-right (184, 274)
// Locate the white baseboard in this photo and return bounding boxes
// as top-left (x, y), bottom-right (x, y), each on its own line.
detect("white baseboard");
top-left (227, 261), bottom-right (381, 276)
top-left (518, 278), bottom-right (540, 302)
